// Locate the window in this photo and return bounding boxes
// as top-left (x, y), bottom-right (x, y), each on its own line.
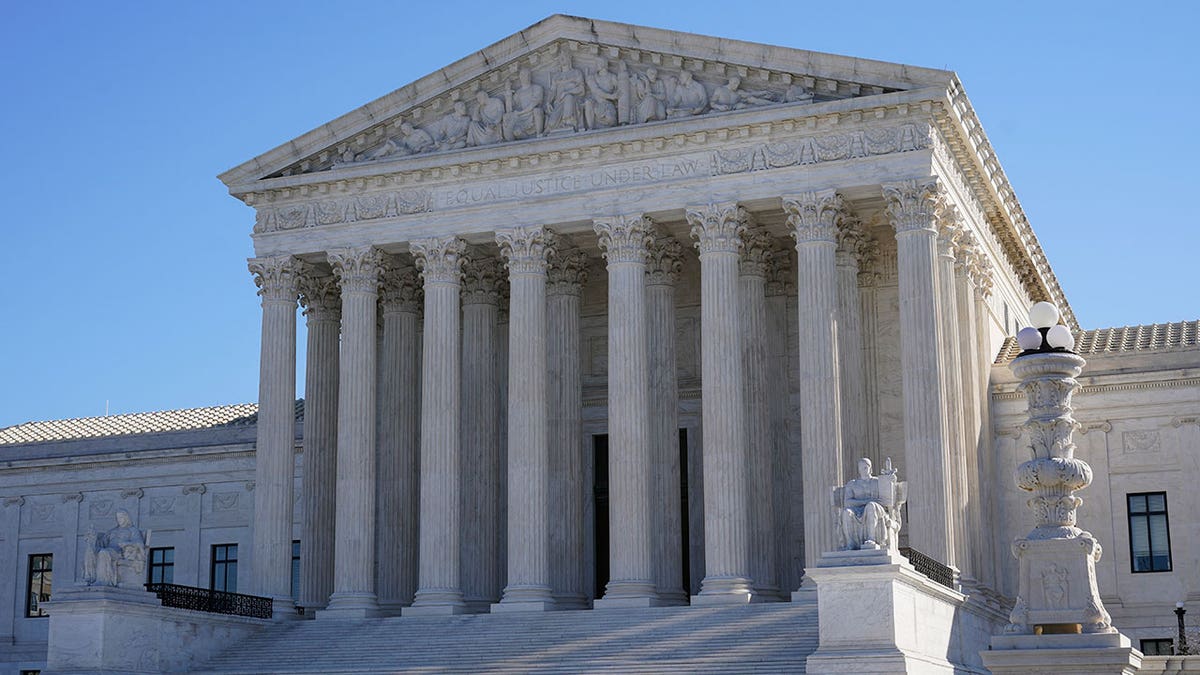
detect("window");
top-left (290, 540), bottom-right (301, 599)
top-left (148, 547), bottom-right (175, 584)
top-left (1140, 638), bottom-right (1174, 655)
top-left (26, 554), bottom-right (53, 617)
top-left (1128, 493), bottom-right (1172, 572)
top-left (211, 544), bottom-right (238, 592)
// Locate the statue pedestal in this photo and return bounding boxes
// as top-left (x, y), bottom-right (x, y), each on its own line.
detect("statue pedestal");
top-left (42, 585), bottom-right (269, 674)
top-left (804, 549), bottom-right (972, 674)
top-left (982, 632), bottom-right (1142, 674)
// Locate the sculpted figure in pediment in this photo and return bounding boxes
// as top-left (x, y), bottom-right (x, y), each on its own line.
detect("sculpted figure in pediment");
top-left (545, 54), bottom-right (586, 133)
top-left (666, 69), bottom-right (708, 118)
top-left (502, 69), bottom-right (545, 141)
top-left (584, 62), bottom-right (620, 130)
top-left (361, 121), bottom-right (435, 161)
top-left (468, 90), bottom-right (506, 147)
top-left (785, 83), bottom-right (815, 103)
top-left (632, 66), bottom-right (667, 123)
top-left (710, 76), bottom-right (779, 112)
top-left (434, 100), bottom-right (471, 151)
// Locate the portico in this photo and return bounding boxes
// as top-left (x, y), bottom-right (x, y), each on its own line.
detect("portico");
top-left (226, 15), bottom-right (1070, 620)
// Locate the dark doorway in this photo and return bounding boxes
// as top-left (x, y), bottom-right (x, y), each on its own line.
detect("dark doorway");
top-left (592, 430), bottom-right (690, 599)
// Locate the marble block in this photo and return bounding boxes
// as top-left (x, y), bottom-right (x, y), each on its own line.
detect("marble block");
top-left (982, 632), bottom-right (1143, 674)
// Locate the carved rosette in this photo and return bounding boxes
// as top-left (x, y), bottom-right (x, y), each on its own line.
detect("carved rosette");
top-left (782, 190), bottom-right (843, 245)
top-left (645, 231), bottom-right (684, 285)
top-left (881, 178), bottom-right (944, 235)
top-left (460, 248), bottom-right (506, 306)
top-left (379, 257), bottom-right (422, 313)
top-left (298, 272), bottom-right (341, 322)
top-left (738, 228), bottom-right (774, 278)
top-left (685, 202), bottom-right (748, 255)
top-left (248, 255), bottom-right (304, 303)
top-left (594, 215), bottom-right (653, 264)
top-left (410, 236), bottom-right (468, 285)
top-left (327, 246), bottom-right (386, 295)
top-left (547, 248), bottom-right (590, 296)
top-left (764, 242), bottom-right (794, 297)
top-left (496, 226), bottom-right (556, 276)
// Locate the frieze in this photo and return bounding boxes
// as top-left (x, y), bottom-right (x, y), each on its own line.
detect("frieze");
top-left (253, 122), bottom-right (930, 234)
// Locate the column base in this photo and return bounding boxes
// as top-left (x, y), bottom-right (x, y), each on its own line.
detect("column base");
top-left (654, 589), bottom-right (690, 606)
top-left (692, 575), bottom-right (753, 605)
top-left (593, 579), bottom-right (661, 609)
top-left (404, 588), bottom-right (469, 616)
top-left (401, 602), bottom-right (469, 617)
top-left (318, 591), bottom-right (381, 619)
top-left (750, 585), bottom-right (785, 603)
top-left (983, 632), bottom-right (1142, 675)
top-left (269, 595), bottom-right (300, 620)
top-left (490, 600), bottom-right (557, 613)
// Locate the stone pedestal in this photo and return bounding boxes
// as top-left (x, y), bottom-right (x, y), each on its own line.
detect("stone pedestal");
top-left (983, 633), bottom-right (1142, 674)
top-left (804, 549), bottom-right (966, 675)
top-left (43, 586), bottom-right (269, 674)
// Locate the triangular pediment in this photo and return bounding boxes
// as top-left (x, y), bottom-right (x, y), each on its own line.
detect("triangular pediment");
top-left (219, 15), bottom-right (952, 191)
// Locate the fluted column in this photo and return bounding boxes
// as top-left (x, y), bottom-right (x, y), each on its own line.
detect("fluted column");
top-left (687, 203), bottom-right (753, 605)
top-left (297, 272), bottom-right (340, 612)
top-left (764, 243), bottom-right (796, 593)
top-left (937, 207), bottom-right (970, 578)
top-left (247, 255), bottom-right (302, 616)
top-left (377, 260), bottom-right (422, 612)
top-left (881, 178), bottom-right (954, 565)
top-left (783, 191), bottom-right (845, 575)
top-left (460, 249), bottom-right (504, 612)
top-left (646, 231), bottom-right (686, 605)
top-left (592, 215), bottom-right (659, 608)
top-left (547, 246), bottom-right (589, 609)
top-left (405, 236), bottom-right (469, 615)
top-left (857, 243), bottom-right (883, 468)
top-left (493, 226), bottom-right (556, 611)
top-left (739, 227), bottom-right (780, 601)
top-left (835, 216), bottom-right (869, 473)
top-left (321, 246), bottom-right (385, 618)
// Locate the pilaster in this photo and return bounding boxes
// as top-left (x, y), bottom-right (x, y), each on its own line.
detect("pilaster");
top-left (686, 202), bottom-right (753, 605)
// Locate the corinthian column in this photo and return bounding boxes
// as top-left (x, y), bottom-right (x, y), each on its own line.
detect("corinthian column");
top-left (764, 243), bottom-right (796, 593)
top-left (321, 246), bottom-right (385, 618)
top-left (460, 249), bottom-right (504, 612)
top-left (405, 236), bottom-right (469, 616)
top-left (783, 191), bottom-right (845, 575)
top-left (248, 255), bottom-right (302, 616)
top-left (547, 246), bottom-right (589, 610)
top-left (377, 259), bottom-right (422, 612)
top-left (493, 226), bottom-right (556, 611)
top-left (739, 227), bottom-right (780, 601)
top-left (937, 207), bottom-right (970, 580)
top-left (835, 216), bottom-right (869, 474)
top-left (297, 271), bottom-right (339, 612)
top-left (686, 203), bottom-right (753, 605)
top-left (592, 215), bottom-right (659, 608)
top-left (646, 230), bottom-right (686, 605)
top-left (881, 178), bottom-right (953, 566)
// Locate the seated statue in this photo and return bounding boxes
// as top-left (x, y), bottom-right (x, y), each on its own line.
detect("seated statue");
top-left (82, 509), bottom-right (148, 588)
top-left (833, 457), bottom-right (906, 551)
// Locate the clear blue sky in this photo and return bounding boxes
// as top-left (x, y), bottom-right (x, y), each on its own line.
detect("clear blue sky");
top-left (1, 1), bottom-right (1196, 427)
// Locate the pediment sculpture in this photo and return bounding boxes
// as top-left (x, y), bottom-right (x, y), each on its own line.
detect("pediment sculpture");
top-left (82, 508), bottom-right (149, 588)
top-left (833, 457), bottom-right (907, 551)
top-left (327, 51), bottom-right (828, 171)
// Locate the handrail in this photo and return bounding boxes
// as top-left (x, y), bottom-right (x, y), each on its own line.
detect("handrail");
top-left (145, 582), bottom-right (273, 619)
top-left (899, 547), bottom-right (957, 589)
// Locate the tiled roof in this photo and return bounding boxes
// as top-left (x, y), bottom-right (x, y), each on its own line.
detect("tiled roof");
top-left (0, 400), bottom-right (304, 446)
top-left (994, 320), bottom-right (1200, 365)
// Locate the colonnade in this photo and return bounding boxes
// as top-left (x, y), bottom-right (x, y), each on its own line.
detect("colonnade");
top-left (246, 177), bottom-right (997, 617)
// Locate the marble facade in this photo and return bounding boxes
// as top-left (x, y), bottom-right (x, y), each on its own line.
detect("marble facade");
top-left (1, 15), bottom-right (1198, 674)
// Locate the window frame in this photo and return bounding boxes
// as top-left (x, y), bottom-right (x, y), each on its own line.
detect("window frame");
top-left (210, 543), bottom-right (238, 593)
top-left (1139, 638), bottom-right (1174, 656)
top-left (26, 553), bottom-right (53, 618)
top-left (147, 546), bottom-right (175, 585)
top-left (1127, 492), bottom-right (1173, 573)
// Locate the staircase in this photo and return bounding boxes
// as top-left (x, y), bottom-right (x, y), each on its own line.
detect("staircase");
top-left (197, 601), bottom-right (819, 673)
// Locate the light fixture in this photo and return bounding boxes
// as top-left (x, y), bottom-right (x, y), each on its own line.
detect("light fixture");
top-left (1015, 302), bottom-right (1076, 356)
top-left (1028, 301), bottom-right (1060, 329)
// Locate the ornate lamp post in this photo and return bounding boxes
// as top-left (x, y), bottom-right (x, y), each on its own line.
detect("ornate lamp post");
top-left (1177, 602), bottom-right (1189, 655)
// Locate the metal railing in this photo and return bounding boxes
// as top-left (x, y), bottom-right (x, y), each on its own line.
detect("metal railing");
top-left (899, 546), bottom-right (956, 589)
top-left (145, 582), bottom-right (273, 619)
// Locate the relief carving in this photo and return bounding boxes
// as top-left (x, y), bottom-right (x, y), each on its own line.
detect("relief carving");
top-left (1122, 429), bottom-right (1161, 454)
top-left (213, 492), bottom-right (240, 512)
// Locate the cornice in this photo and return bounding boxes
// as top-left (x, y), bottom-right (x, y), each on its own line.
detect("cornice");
top-left (992, 376), bottom-right (1200, 400)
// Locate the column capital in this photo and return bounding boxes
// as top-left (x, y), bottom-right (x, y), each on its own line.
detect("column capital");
top-left (328, 246), bottom-right (386, 294)
top-left (496, 225), bottom-right (556, 276)
top-left (783, 190), bottom-right (844, 245)
top-left (380, 257), bottom-right (422, 314)
top-left (411, 236), bottom-right (468, 285)
top-left (764, 242), bottom-right (794, 297)
top-left (738, 228), bottom-right (774, 278)
top-left (686, 202), bottom-right (748, 255)
top-left (646, 231), bottom-right (684, 285)
top-left (461, 248), bottom-right (506, 306)
top-left (936, 202), bottom-right (963, 259)
top-left (835, 214), bottom-right (873, 269)
top-left (594, 215), bottom-right (653, 264)
top-left (298, 272), bottom-right (341, 322)
top-left (881, 177), bottom-right (945, 235)
top-left (248, 255), bottom-right (304, 303)
top-left (548, 248), bottom-right (590, 296)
